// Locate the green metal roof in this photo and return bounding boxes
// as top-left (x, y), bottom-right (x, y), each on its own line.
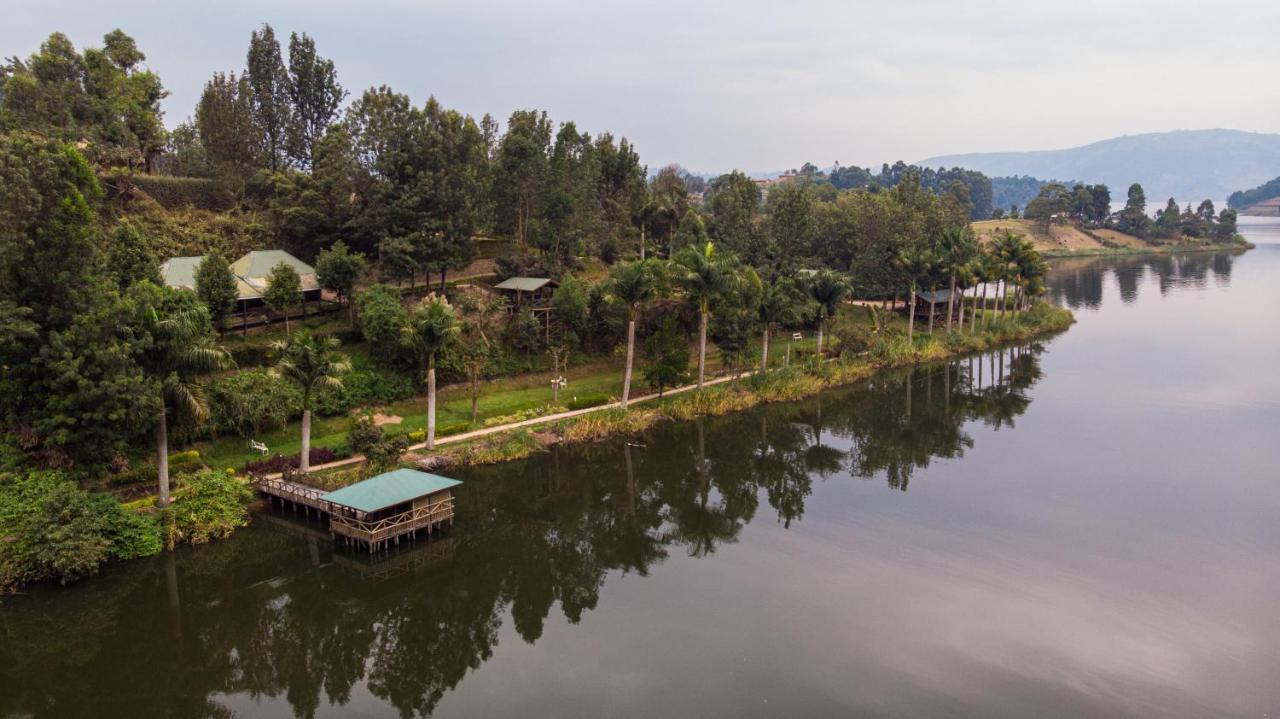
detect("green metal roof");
top-left (160, 256), bottom-right (204, 290)
top-left (320, 469), bottom-right (461, 513)
top-left (494, 276), bottom-right (554, 292)
top-left (231, 249), bottom-right (315, 278)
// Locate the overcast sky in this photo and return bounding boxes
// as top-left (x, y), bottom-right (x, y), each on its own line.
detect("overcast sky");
top-left (6, 0), bottom-right (1279, 174)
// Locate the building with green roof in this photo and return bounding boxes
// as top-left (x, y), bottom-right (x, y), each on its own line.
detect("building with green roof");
top-left (318, 469), bottom-right (461, 553)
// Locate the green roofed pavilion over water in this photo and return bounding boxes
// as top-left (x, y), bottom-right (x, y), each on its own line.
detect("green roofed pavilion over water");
top-left (321, 469), bottom-right (461, 514)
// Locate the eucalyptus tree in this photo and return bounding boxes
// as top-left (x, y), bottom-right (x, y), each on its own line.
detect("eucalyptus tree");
top-left (895, 247), bottom-right (935, 343)
top-left (806, 269), bottom-right (849, 356)
top-left (938, 226), bottom-right (978, 332)
top-left (674, 242), bottom-right (734, 388)
top-left (137, 289), bottom-right (232, 507)
top-left (607, 259), bottom-right (660, 408)
top-left (271, 332), bottom-right (350, 473)
top-left (402, 294), bottom-right (460, 450)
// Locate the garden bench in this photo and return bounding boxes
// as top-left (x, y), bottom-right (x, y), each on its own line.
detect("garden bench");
top-left (250, 440), bottom-right (269, 455)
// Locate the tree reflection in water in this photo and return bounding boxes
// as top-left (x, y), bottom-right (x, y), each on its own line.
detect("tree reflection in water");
top-left (1046, 250), bottom-right (1238, 308)
top-left (0, 344), bottom-right (1048, 719)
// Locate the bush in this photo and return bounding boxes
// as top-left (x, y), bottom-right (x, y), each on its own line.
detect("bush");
top-left (438, 421), bottom-right (472, 438)
top-left (482, 405), bottom-right (568, 428)
top-left (0, 471), bottom-right (162, 591)
top-left (169, 450), bottom-right (202, 470)
top-left (566, 393), bottom-right (611, 411)
top-left (241, 447), bottom-right (345, 476)
top-left (161, 470), bottom-right (252, 548)
top-left (207, 368), bottom-right (301, 439)
top-left (366, 436), bottom-right (411, 473)
top-left (347, 415), bottom-right (384, 456)
top-left (314, 366), bottom-right (417, 416)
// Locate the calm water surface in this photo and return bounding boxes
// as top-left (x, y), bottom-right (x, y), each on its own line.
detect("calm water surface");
top-left (3, 223), bottom-right (1280, 718)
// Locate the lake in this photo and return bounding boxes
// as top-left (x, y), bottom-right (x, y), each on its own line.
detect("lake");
top-left (3, 223), bottom-right (1279, 718)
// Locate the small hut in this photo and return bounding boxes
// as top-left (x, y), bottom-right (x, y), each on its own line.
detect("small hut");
top-left (321, 469), bottom-right (460, 553)
top-left (493, 276), bottom-right (558, 308)
top-left (912, 288), bottom-right (962, 323)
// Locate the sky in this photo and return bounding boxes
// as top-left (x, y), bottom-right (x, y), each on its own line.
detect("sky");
top-left (6, 0), bottom-right (1280, 175)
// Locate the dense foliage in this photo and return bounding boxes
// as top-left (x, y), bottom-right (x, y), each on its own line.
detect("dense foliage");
top-left (0, 471), bottom-right (161, 591)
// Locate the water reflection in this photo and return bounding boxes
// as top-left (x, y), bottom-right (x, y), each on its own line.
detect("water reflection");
top-left (0, 344), bottom-right (1048, 719)
top-left (1046, 250), bottom-right (1240, 308)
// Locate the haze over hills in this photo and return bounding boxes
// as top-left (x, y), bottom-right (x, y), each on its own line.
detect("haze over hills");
top-left (917, 129), bottom-right (1280, 204)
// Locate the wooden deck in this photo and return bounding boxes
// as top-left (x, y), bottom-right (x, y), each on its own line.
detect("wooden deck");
top-left (256, 477), bottom-right (455, 553)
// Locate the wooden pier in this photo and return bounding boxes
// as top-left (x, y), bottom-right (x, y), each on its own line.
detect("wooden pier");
top-left (256, 469), bottom-right (459, 553)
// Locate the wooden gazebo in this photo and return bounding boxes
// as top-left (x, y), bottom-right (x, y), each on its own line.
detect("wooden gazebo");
top-left (320, 469), bottom-right (460, 553)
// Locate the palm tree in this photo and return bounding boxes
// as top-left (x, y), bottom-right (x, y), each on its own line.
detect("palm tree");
top-left (140, 301), bottom-right (232, 507)
top-left (895, 247), bottom-right (934, 343)
top-left (607, 259), bottom-right (659, 408)
top-left (756, 277), bottom-right (798, 373)
top-left (806, 269), bottom-right (848, 356)
top-left (974, 250), bottom-right (1000, 327)
top-left (674, 242), bottom-right (733, 388)
top-left (271, 332), bottom-right (350, 473)
top-left (938, 226), bottom-right (977, 332)
top-left (402, 294), bottom-right (460, 450)
top-left (993, 231), bottom-right (1024, 320)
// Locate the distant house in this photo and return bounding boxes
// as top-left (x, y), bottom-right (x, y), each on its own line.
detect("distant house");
top-left (493, 276), bottom-right (558, 307)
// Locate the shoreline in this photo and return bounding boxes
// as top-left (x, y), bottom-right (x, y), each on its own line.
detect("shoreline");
top-left (1039, 240), bottom-right (1253, 259)
top-left (295, 304), bottom-right (1076, 482)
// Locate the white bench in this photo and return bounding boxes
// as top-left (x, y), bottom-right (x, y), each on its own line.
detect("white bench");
top-left (250, 440), bottom-right (269, 456)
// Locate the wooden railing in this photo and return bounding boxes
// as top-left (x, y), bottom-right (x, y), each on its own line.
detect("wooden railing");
top-left (257, 477), bottom-right (332, 511)
top-left (329, 496), bottom-right (455, 543)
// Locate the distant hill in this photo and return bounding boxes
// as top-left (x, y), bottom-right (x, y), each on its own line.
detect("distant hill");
top-left (919, 129), bottom-right (1280, 204)
top-left (1227, 175), bottom-right (1280, 214)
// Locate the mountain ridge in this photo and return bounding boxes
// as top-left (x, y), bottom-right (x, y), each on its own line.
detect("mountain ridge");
top-left (917, 129), bottom-right (1280, 203)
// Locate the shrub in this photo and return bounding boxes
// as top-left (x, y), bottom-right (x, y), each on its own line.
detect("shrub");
top-left (482, 405), bottom-right (568, 428)
top-left (168, 450), bottom-right (202, 470)
top-left (566, 393), bottom-right (611, 411)
top-left (366, 436), bottom-right (411, 473)
top-left (161, 470), bottom-right (252, 548)
top-left (347, 415), bottom-right (384, 455)
top-left (0, 471), bottom-right (162, 591)
top-left (105, 460), bottom-right (158, 487)
top-left (207, 369), bottom-right (301, 439)
top-left (241, 447), bottom-right (345, 476)
top-left (439, 421), bottom-right (472, 437)
top-left (314, 366), bottom-right (417, 416)
top-left (355, 285), bottom-right (409, 363)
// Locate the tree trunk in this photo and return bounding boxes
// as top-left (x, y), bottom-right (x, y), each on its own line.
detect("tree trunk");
top-left (284, 310), bottom-right (290, 338)
top-left (907, 290), bottom-right (917, 342)
top-left (980, 283), bottom-right (989, 326)
top-left (816, 319), bottom-right (825, 356)
top-left (946, 274), bottom-right (956, 332)
top-left (639, 226), bottom-right (646, 260)
top-left (928, 298), bottom-right (936, 333)
top-left (156, 408), bottom-right (170, 508)
top-left (760, 327), bottom-right (770, 374)
top-left (621, 318), bottom-right (636, 408)
top-left (426, 365), bottom-right (437, 450)
top-left (697, 310), bottom-right (707, 388)
top-left (470, 380), bottom-right (479, 425)
top-left (970, 290), bottom-right (978, 332)
top-left (299, 408), bottom-right (312, 473)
